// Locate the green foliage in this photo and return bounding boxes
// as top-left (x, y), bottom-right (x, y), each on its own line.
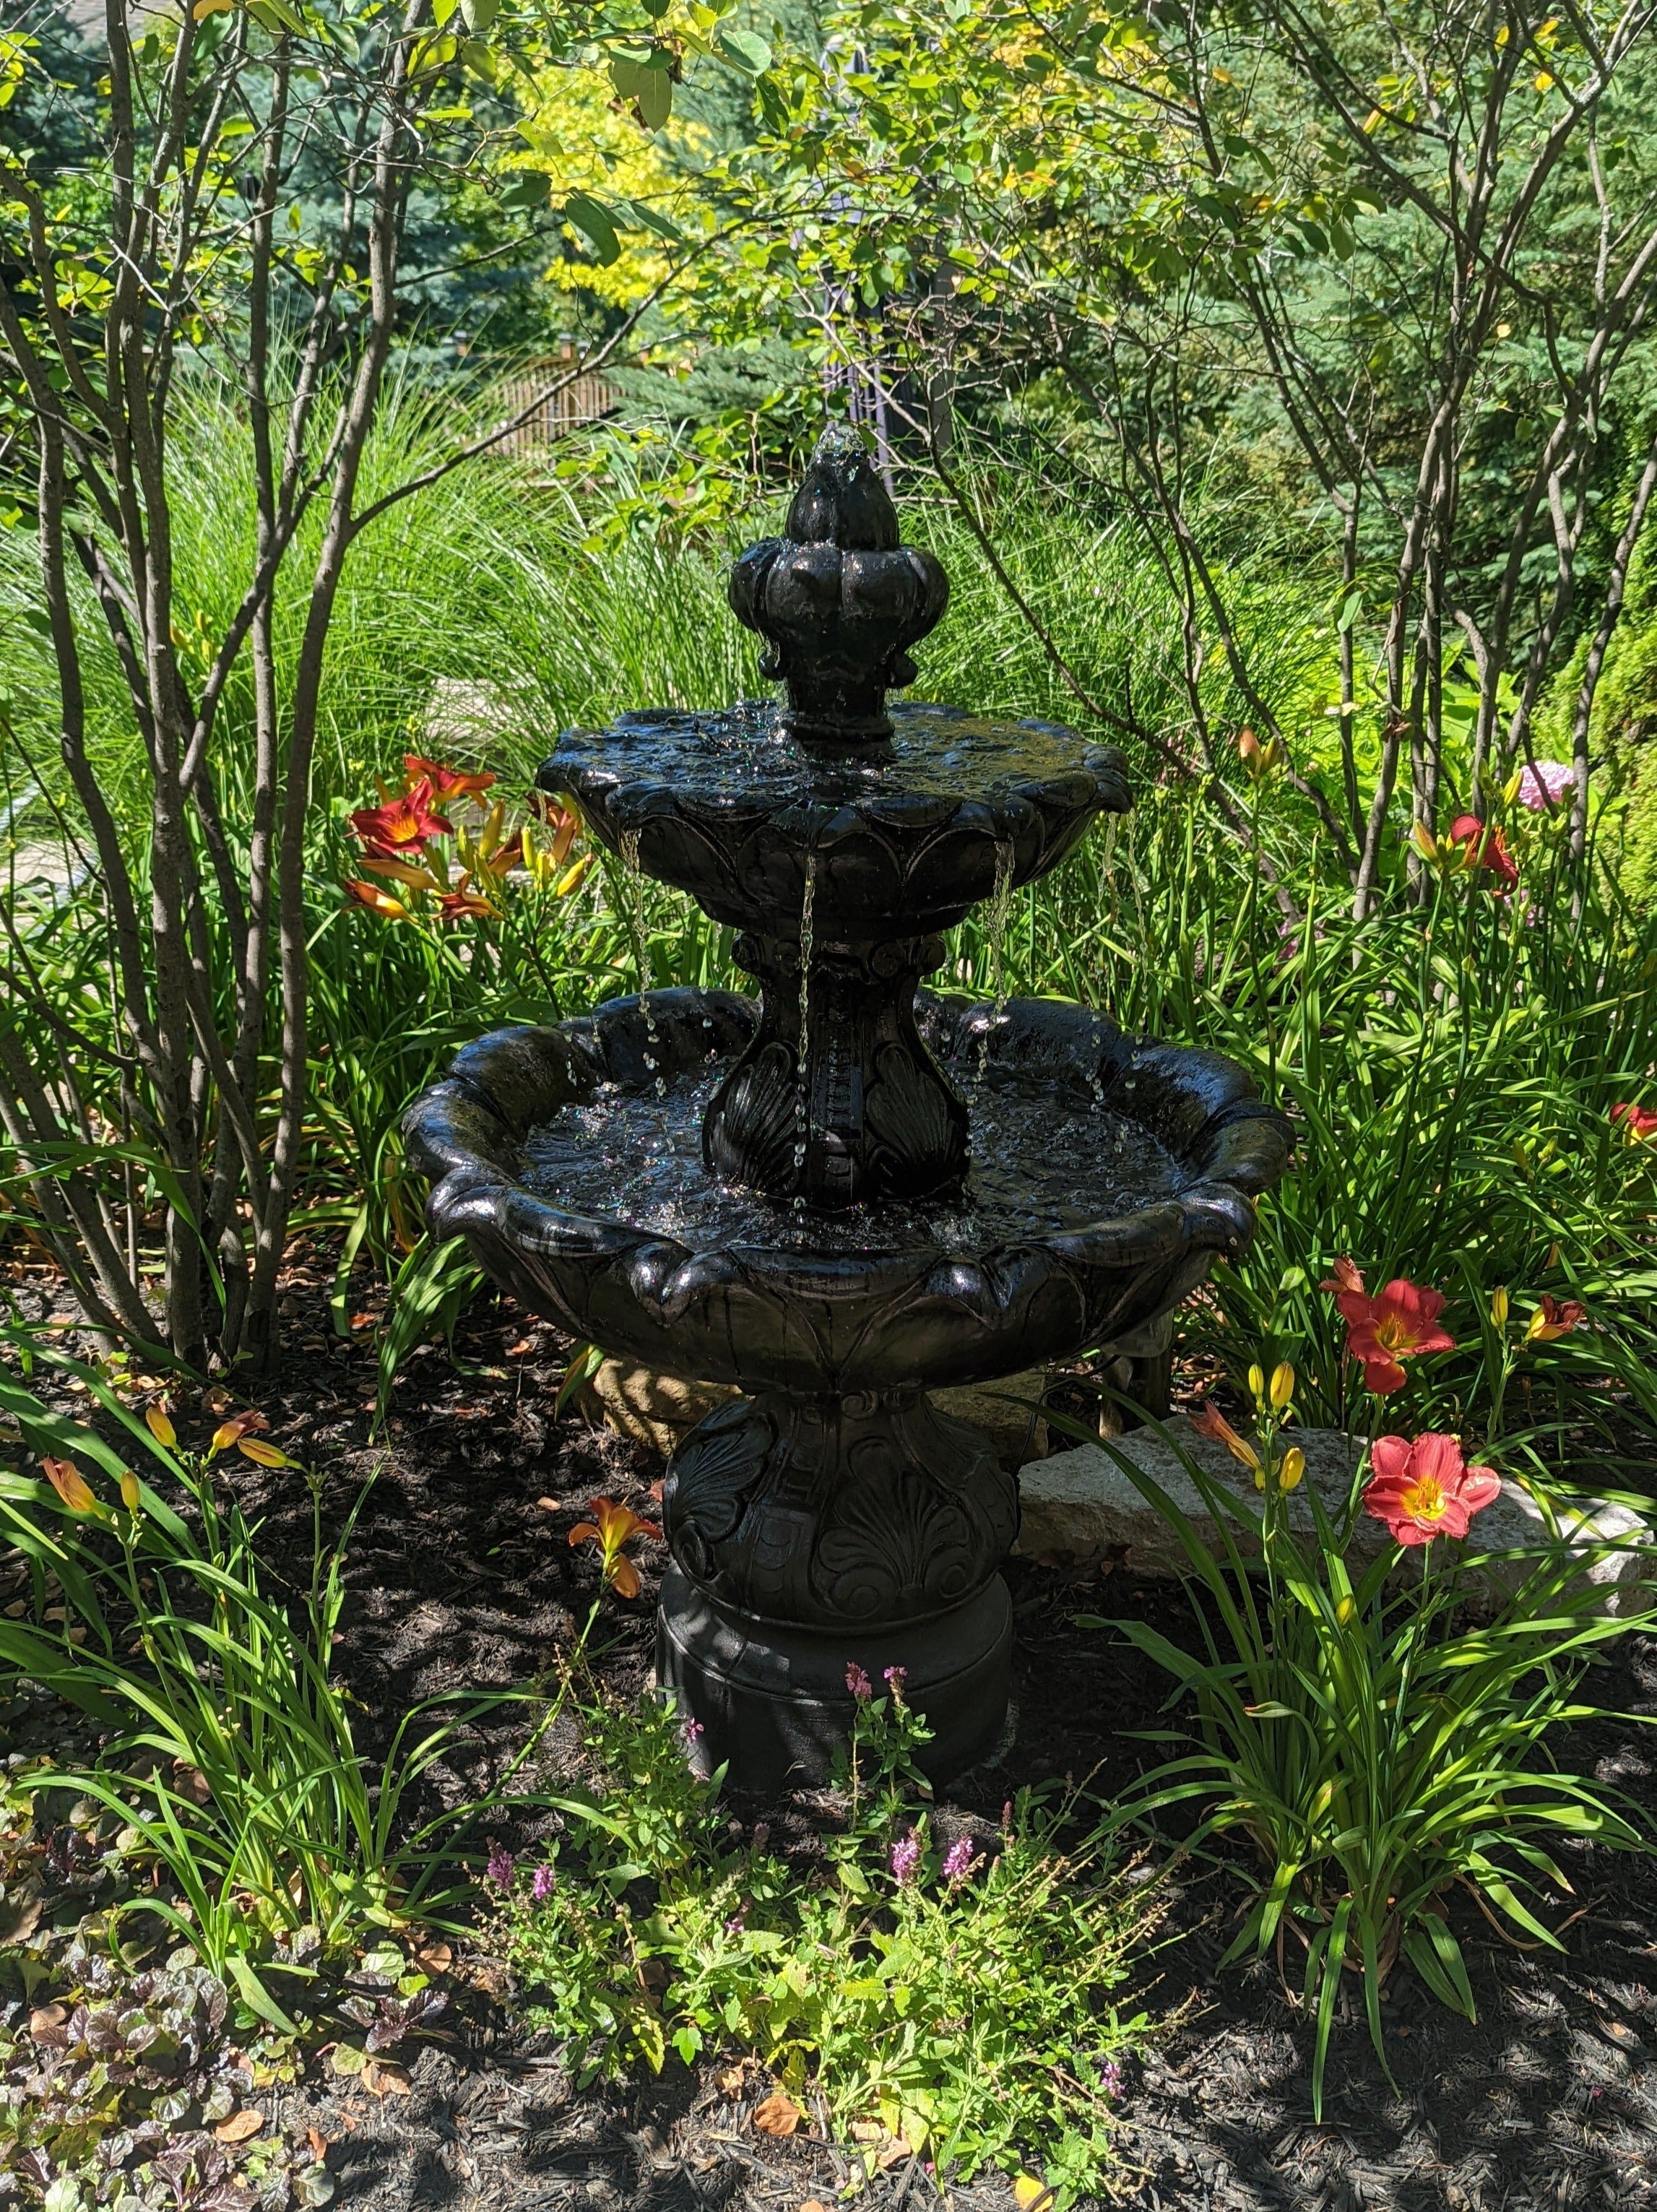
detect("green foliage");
top-left (1079, 1427), bottom-right (1656, 2117)
top-left (493, 1680), bottom-right (1149, 2202)
top-left (0, 1349), bottom-right (521, 2026)
top-left (0, 1940), bottom-right (329, 2212)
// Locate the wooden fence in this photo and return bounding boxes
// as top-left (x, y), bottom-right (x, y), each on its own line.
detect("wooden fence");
top-left (490, 354), bottom-right (621, 455)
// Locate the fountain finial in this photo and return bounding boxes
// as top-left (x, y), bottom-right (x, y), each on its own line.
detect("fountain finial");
top-left (728, 425), bottom-right (948, 750)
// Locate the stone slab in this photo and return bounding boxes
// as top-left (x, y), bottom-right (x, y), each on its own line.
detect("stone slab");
top-left (1016, 1416), bottom-right (1653, 1620)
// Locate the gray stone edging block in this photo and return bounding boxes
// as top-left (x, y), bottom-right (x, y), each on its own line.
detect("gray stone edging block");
top-left (1016, 1416), bottom-right (1653, 1620)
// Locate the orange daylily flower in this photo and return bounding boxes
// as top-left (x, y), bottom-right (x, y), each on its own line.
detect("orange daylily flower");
top-left (1525, 1293), bottom-right (1586, 1342)
top-left (349, 779), bottom-right (453, 859)
top-left (345, 878), bottom-right (415, 923)
top-left (568, 1496), bottom-right (663, 1599)
top-left (1363, 1433), bottom-right (1500, 1547)
top-left (436, 874), bottom-right (499, 923)
top-left (1323, 1260), bottom-right (1456, 1394)
top-left (210, 1408), bottom-right (269, 1455)
top-left (1189, 1401), bottom-right (1261, 1475)
top-left (404, 754), bottom-right (496, 802)
top-left (41, 1456), bottom-right (99, 1514)
top-left (528, 796), bottom-right (583, 867)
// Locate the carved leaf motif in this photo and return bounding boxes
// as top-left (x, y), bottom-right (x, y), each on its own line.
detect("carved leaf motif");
top-left (668, 1401), bottom-right (773, 1578)
top-left (864, 1041), bottom-right (964, 1185)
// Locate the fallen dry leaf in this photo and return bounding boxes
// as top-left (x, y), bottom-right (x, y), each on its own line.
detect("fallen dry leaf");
top-left (535, 1496), bottom-right (561, 1513)
top-left (0, 1891), bottom-right (42, 1945)
top-left (849, 2121), bottom-right (883, 2144)
top-left (506, 1337), bottom-right (535, 1356)
top-left (28, 2004), bottom-right (66, 2039)
top-left (752, 2092), bottom-right (801, 2138)
top-left (214, 2110), bottom-right (264, 2144)
top-left (875, 2138), bottom-right (912, 2172)
top-left (798, 2202), bottom-right (829, 2212)
top-left (306, 2128), bottom-right (330, 2161)
top-left (414, 1940), bottom-right (453, 1975)
top-left (172, 1761), bottom-right (212, 1805)
top-left (715, 2064), bottom-right (748, 2096)
top-left (361, 2057), bottom-right (412, 2098)
top-left (1013, 2179), bottom-right (1055, 2212)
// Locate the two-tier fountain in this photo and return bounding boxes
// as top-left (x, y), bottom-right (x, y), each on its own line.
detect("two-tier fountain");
top-left (407, 430), bottom-right (1292, 1791)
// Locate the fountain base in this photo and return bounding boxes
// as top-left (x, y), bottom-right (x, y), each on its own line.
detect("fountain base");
top-left (657, 1563), bottom-right (1012, 1793)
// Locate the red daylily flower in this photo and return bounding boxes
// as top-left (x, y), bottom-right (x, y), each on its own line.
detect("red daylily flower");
top-left (1525, 1293), bottom-right (1586, 1342)
top-left (1363, 1433), bottom-right (1501, 1546)
top-left (1611, 1102), bottom-right (1657, 1140)
top-left (1324, 1261), bottom-right (1456, 1393)
top-left (350, 778), bottom-right (453, 858)
top-left (404, 753), bottom-right (496, 802)
top-left (1448, 815), bottom-right (1520, 894)
top-left (568, 1495), bottom-right (662, 1599)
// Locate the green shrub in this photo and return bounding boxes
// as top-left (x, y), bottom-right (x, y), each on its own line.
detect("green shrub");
top-left (492, 1680), bottom-right (1151, 2205)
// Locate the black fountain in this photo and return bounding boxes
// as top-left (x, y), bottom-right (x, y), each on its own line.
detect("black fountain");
top-left (406, 428), bottom-right (1292, 1791)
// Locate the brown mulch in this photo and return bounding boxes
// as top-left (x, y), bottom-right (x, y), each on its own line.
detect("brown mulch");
top-left (7, 1249), bottom-right (1657, 2212)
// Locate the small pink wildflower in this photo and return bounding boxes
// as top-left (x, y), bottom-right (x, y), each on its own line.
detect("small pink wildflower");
top-left (845, 1662), bottom-right (873, 1701)
top-left (890, 1830), bottom-right (922, 1886)
top-left (531, 1864), bottom-right (555, 1902)
top-left (750, 1820), bottom-right (771, 1854)
top-left (682, 1716), bottom-right (706, 1742)
top-left (485, 1841), bottom-right (515, 1888)
top-left (724, 1906), bottom-right (747, 1934)
top-left (942, 1836), bottom-right (979, 1888)
top-left (883, 1664), bottom-right (907, 1698)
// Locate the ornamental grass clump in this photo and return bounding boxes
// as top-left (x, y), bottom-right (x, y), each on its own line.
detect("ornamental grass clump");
top-left (0, 1345), bottom-right (530, 2029)
top-left (1081, 1362), bottom-right (1656, 2117)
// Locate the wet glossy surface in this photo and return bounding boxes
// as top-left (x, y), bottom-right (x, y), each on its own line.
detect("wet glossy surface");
top-left (517, 1051), bottom-right (1182, 1258)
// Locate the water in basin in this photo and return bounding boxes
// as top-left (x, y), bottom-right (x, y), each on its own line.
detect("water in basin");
top-left (517, 1054), bottom-right (1182, 1257)
top-left (548, 698), bottom-right (1116, 810)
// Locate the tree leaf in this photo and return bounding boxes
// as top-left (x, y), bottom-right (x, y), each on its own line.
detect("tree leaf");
top-left (752, 2091), bottom-right (801, 2137)
top-left (714, 27), bottom-right (771, 73)
top-left (561, 193), bottom-right (622, 266)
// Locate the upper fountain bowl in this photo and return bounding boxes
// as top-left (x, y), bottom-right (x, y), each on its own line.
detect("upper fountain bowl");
top-left (541, 700), bottom-right (1130, 941)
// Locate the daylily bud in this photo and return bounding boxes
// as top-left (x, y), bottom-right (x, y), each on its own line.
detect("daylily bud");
top-left (1489, 1286), bottom-right (1509, 1328)
top-left (1410, 821), bottom-right (1440, 862)
top-left (238, 1436), bottom-right (294, 1469)
top-left (1335, 1594), bottom-right (1356, 1626)
top-left (145, 1404), bottom-right (176, 1448)
top-left (1279, 1446), bottom-right (1306, 1492)
top-left (556, 854), bottom-right (594, 898)
top-left (1502, 768), bottom-right (1524, 807)
top-left (119, 1469), bottom-right (142, 1513)
top-left (1247, 1364), bottom-right (1265, 1407)
top-left (1269, 1362), bottom-right (1295, 1409)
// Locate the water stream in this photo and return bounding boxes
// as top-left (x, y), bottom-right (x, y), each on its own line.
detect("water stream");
top-left (793, 855), bottom-right (816, 1180)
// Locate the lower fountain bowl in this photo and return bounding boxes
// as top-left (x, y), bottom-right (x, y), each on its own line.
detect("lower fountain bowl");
top-left (404, 986), bottom-right (1293, 1399)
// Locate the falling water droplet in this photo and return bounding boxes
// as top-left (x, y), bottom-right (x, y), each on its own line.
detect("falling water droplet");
top-left (794, 854), bottom-right (817, 1185)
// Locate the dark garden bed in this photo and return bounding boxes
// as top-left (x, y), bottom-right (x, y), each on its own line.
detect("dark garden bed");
top-left (4, 1257), bottom-right (1657, 2212)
